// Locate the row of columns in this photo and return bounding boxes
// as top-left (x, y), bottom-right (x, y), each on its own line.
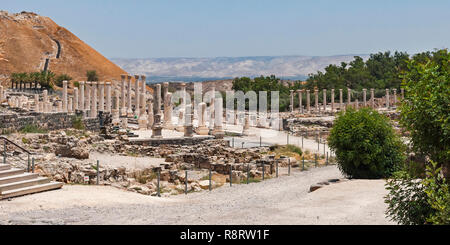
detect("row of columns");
top-left (290, 88), bottom-right (405, 113)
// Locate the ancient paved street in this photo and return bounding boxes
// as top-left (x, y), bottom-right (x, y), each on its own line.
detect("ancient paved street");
top-left (0, 166), bottom-right (395, 225)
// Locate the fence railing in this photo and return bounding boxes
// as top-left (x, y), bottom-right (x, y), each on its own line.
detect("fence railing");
top-left (0, 136), bottom-right (35, 172)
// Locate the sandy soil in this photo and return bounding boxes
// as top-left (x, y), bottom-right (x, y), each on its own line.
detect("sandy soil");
top-left (0, 166), bottom-right (395, 225)
top-left (89, 152), bottom-right (166, 170)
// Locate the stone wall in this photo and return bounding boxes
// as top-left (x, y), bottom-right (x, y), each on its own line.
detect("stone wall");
top-left (0, 112), bottom-right (101, 132)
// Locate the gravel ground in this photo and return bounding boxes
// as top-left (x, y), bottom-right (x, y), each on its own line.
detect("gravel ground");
top-left (0, 166), bottom-right (395, 225)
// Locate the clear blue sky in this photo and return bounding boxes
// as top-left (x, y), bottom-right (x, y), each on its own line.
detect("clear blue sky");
top-left (3, 0), bottom-right (449, 58)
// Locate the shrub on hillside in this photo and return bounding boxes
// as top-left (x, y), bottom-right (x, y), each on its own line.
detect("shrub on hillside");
top-left (328, 107), bottom-right (405, 179)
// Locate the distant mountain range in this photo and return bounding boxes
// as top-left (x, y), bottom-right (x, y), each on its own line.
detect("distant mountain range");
top-left (111, 55), bottom-right (369, 83)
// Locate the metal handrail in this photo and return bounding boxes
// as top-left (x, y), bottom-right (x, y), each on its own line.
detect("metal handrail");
top-left (0, 136), bottom-right (32, 155)
top-left (1, 136), bottom-right (34, 172)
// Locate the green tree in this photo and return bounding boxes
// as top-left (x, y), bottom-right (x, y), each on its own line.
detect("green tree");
top-left (328, 108), bottom-right (405, 179)
top-left (86, 70), bottom-right (99, 81)
top-left (399, 49), bottom-right (450, 172)
top-left (55, 74), bottom-right (73, 87)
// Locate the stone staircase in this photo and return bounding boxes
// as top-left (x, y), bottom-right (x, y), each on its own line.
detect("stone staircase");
top-left (0, 163), bottom-right (63, 200)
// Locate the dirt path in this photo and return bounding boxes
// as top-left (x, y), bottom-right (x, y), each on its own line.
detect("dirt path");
top-left (0, 166), bottom-right (395, 225)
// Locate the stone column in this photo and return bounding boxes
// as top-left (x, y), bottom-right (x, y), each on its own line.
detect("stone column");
top-left (370, 88), bottom-right (375, 108)
top-left (105, 82), bottom-right (112, 112)
top-left (120, 74), bottom-right (127, 116)
top-left (62, 80), bottom-right (68, 112)
top-left (323, 89), bottom-right (327, 112)
top-left (141, 75), bottom-right (146, 96)
top-left (306, 90), bottom-right (311, 113)
top-left (163, 82), bottom-right (169, 104)
top-left (243, 113), bottom-right (250, 136)
top-left (331, 89), bottom-right (335, 112)
top-left (85, 82), bottom-right (91, 115)
top-left (43, 90), bottom-right (49, 113)
top-left (73, 87), bottom-right (79, 111)
top-left (112, 89), bottom-right (120, 126)
top-left (393, 88), bottom-right (397, 105)
top-left (196, 102), bottom-right (209, 135)
top-left (91, 82), bottom-right (98, 118)
top-left (386, 89), bottom-right (390, 108)
top-left (0, 85), bottom-right (3, 101)
top-left (184, 103), bottom-right (194, 138)
top-left (99, 82), bottom-right (105, 112)
top-left (152, 84), bottom-right (163, 138)
top-left (34, 94), bottom-right (40, 112)
top-left (147, 98), bottom-right (154, 129)
top-left (297, 90), bottom-right (303, 113)
top-left (401, 88), bottom-right (404, 100)
top-left (213, 98), bottom-right (224, 138)
top-left (180, 82), bottom-right (186, 112)
top-left (134, 75), bottom-right (140, 117)
top-left (68, 97), bottom-right (73, 113)
top-left (347, 88), bottom-right (351, 107)
top-left (339, 89), bottom-right (343, 110)
top-left (289, 90), bottom-right (294, 113)
top-left (39, 102), bottom-right (44, 112)
top-left (209, 85), bottom-right (215, 129)
top-left (363, 89), bottom-right (367, 107)
top-left (355, 99), bottom-right (359, 110)
top-left (163, 92), bottom-right (174, 129)
top-left (138, 92), bottom-right (148, 129)
top-left (314, 89), bottom-right (319, 113)
top-left (127, 75), bottom-right (133, 116)
top-left (79, 82), bottom-right (85, 111)
top-left (57, 101), bottom-right (62, 112)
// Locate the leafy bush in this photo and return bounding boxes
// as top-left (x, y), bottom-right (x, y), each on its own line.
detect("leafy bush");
top-left (328, 107), bottom-right (405, 178)
top-left (385, 170), bottom-right (432, 225)
top-left (54, 74), bottom-right (72, 87)
top-left (399, 49), bottom-right (449, 175)
top-left (86, 70), bottom-right (99, 82)
top-left (72, 116), bottom-right (85, 130)
top-left (422, 161), bottom-right (450, 224)
top-left (19, 124), bottom-right (48, 134)
top-left (385, 161), bottom-right (450, 225)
